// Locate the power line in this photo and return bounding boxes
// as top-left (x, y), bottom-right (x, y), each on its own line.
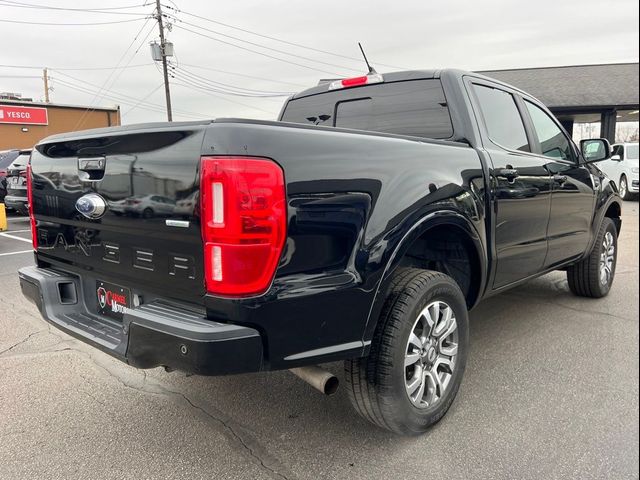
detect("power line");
top-left (165, 15), bottom-right (362, 74)
top-left (0, 1), bottom-right (150, 15)
top-left (53, 70), bottom-right (208, 118)
top-left (69, 16), bottom-right (156, 128)
top-left (162, 4), bottom-right (406, 71)
top-left (0, 0), bottom-right (150, 10)
top-left (172, 81), bottom-right (276, 115)
top-left (53, 76), bottom-right (209, 119)
top-left (176, 62), bottom-right (307, 88)
top-left (172, 23), bottom-right (348, 77)
top-left (170, 66), bottom-right (294, 97)
top-left (0, 74), bottom-right (41, 78)
top-left (0, 63), bottom-right (154, 71)
top-left (171, 72), bottom-right (290, 99)
top-left (0, 17), bottom-right (146, 25)
top-left (121, 82), bottom-right (165, 118)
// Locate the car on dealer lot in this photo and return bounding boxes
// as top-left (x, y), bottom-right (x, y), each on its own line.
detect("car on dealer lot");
top-left (596, 142), bottom-right (639, 200)
top-left (19, 69), bottom-right (622, 435)
top-left (0, 149), bottom-right (20, 205)
top-left (3, 149), bottom-right (31, 215)
top-left (124, 194), bottom-right (176, 218)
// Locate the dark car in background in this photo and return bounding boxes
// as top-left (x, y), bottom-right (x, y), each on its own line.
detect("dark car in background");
top-left (3, 149), bottom-right (32, 215)
top-left (0, 149), bottom-right (20, 205)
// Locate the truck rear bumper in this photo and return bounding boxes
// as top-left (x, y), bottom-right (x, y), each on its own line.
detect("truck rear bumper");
top-left (18, 266), bottom-right (263, 375)
top-left (4, 195), bottom-right (28, 215)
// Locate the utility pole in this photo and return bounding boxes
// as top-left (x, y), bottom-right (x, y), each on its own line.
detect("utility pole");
top-left (155, 0), bottom-right (172, 121)
top-left (43, 68), bottom-right (50, 103)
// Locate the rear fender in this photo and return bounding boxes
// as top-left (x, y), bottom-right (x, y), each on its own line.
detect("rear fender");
top-left (361, 211), bottom-right (486, 347)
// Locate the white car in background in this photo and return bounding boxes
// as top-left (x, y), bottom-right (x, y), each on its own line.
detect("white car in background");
top-left (597, 143), bottom-right (639, 200)
top-left (174, 191), bottom-right (198, 218)
top-left (124, 194), bottom-right (176, 218)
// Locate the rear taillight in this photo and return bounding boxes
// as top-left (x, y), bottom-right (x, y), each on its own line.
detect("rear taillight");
top-left (329, 73), bottom-right (384, 90)
top-left (200, 156), bottom-right (286, 296)
top-left (26, 164), bottom-right (37, 249)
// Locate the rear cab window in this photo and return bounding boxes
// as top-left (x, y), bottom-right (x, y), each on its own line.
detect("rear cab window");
top-left (472, 84), bottom-right (530, 152)
top-left (281, 79), bottom-right (454, 139)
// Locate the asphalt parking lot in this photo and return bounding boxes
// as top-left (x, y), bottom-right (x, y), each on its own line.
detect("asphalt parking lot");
top-left (1, 205), bottom-right (638, 480)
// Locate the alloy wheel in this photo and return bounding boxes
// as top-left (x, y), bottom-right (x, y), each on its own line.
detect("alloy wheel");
top-left (620, 177), bottom-right (628, 198)
top-left (404, 301), bottom-right (458, 408)
top-left (599, 231), bottom-right (615, 285)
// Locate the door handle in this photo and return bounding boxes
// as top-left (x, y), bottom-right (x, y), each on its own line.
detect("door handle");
top-left (497, 168), bottom-right (519, 181)
top-left (553, 174), bottom-right (568, 184)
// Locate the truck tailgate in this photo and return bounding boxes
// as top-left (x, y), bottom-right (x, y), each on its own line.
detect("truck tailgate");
top-left (30, 122), bottom-right (209, 304)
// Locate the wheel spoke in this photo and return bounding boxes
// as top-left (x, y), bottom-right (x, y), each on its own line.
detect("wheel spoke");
top-left (439, 340), bottom-right (458, 357)
top-left (434, 354), bottom-right (454, 372)
top-left (412, 371), bottom-right (427, 403)
top-left (433, 306), bottom-right (454, 338)
top-left (419, 307), bottom-right (435, 339)
top-left (406, 365), bottom-right (423, 396)
top-left (404, 352), bottom-right (421, 367)
top-left (427, 366), bottom-right (444, 397)
top-left (408, 333), bottom-right (423, 351)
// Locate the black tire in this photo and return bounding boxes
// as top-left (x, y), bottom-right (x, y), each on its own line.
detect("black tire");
top-left (142, 207), bottom-right (154, 219)
top-left (567, 217), bottom-right (618, 298)
top-left (345, 268), bottom-right (469, 435)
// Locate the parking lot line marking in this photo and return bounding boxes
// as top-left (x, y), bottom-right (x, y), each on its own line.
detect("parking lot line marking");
top-left (0, 233), bottom-right (32, 243)
top-left (0, 250), bottom-right (32, 256)
top-left (7, 229), bottom-right (31, 233)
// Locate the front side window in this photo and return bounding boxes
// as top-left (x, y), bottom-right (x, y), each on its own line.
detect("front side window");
top-left (473, 85), bottom-right (530, 152)
top-left (524, 101), bottom-right (575, 161)
top-left (612, 145), bottom-right (624, 159)
top-left (626, 144), bottom-right (638, 160)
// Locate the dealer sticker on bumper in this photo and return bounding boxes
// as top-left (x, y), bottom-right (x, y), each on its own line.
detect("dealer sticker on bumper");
top-left (96, 281), bottom-right (131, 320)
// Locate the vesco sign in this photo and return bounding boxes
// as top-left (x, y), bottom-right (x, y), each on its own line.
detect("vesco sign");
top-left (0, 105), bottom-right (49, 125)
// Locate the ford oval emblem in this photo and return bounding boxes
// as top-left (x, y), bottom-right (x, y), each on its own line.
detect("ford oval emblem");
top-left (75, 193), bottom-right (108, 219)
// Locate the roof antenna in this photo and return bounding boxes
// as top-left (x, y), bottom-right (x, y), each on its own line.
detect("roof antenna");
top-left (358, 42), bottom-right (377, 74)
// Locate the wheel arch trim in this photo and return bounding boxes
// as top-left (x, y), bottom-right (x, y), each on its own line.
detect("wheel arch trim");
top-left (361, 211), bottom-right (487, 346)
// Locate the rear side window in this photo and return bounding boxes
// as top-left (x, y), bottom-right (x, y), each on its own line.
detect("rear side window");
top-left (0, 150), bottom-right (19, 168)
top-left (473, 84), bottom-right (530, 152)
top-left (281, 79), bottom-right (453, 139)
top-left (10, 153), bottom-right (31, 168)
top-left (524, 101), bottom-right (575, 162)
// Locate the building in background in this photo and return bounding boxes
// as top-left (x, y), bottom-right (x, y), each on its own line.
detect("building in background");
top-left (481, 63), bottom-right (639, 143)
top-left (0, 98), bottom-right (120, 150)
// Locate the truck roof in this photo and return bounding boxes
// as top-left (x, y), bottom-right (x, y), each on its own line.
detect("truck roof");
top-left (291, 68), bottom-right (534, 101)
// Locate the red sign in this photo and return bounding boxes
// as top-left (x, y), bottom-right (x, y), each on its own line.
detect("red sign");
top-left (0, 105), bottom-right (49, 125)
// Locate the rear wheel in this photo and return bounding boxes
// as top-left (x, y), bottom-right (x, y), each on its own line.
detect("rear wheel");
top-left (567, 217), bottom-right (618, 298)
top-left (345, 268), bottom-right (469, 435)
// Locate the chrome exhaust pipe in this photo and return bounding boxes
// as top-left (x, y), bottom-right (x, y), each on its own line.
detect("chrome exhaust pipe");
top-left (289, 366), bottom-right (339, 396)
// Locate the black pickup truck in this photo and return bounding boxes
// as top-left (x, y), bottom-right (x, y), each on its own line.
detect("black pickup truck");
top-left (19, 69), bottom-right (621, 435)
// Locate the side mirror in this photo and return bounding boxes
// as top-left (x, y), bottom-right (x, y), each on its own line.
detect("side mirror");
top-left (580, 138), bottom-right (612, 163)
top-left (611, 155), bottom-right (622, 161)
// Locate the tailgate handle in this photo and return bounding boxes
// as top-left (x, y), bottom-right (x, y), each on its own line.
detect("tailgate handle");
top-left (78, 156), bottom-right (106, 181)
top-left (79, 156), bottom-right (106, 171)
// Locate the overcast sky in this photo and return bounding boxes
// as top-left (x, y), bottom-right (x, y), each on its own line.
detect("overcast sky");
top-left (1, 0), bottom-right (638, 124)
